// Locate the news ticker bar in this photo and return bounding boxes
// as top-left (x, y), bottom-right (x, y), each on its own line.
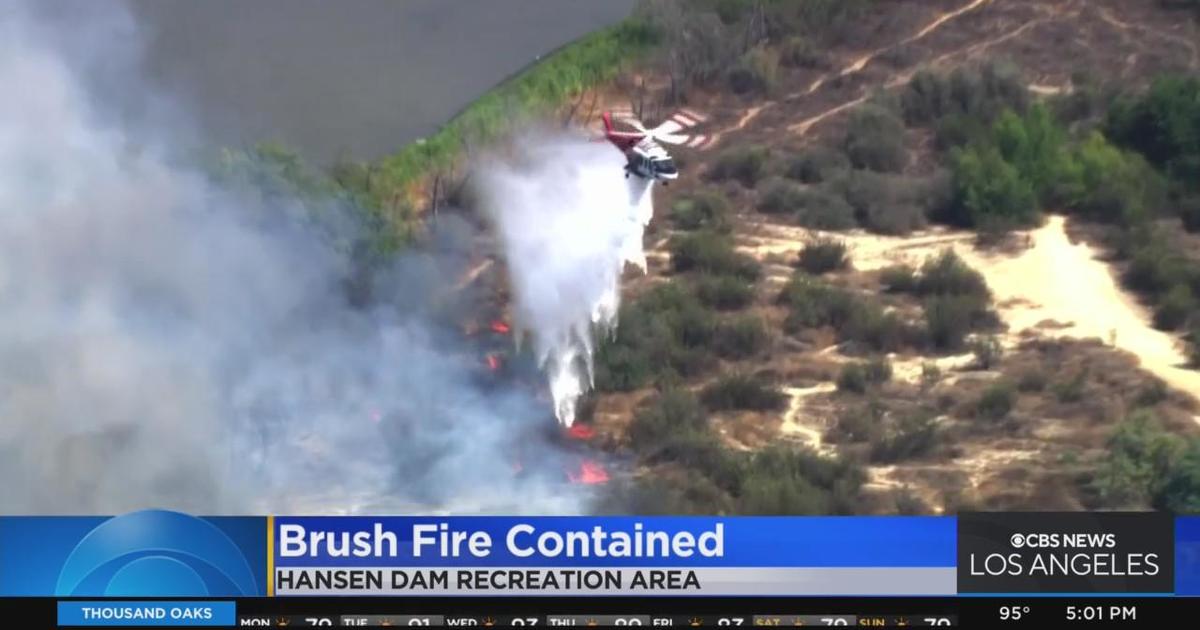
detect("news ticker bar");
top-left (2, 512), bottom-right (1199, 597)
top-left (23, 596), bottom-right (1200, 628)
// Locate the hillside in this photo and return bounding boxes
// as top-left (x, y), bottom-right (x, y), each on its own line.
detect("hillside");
top-left (550, 0), bottom-right (1200, 515)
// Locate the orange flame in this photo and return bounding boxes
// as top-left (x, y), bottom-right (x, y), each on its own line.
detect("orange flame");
top-left (490, 320), bottom-right (510, 334)
top-left (568, 460), bottom-right (609, 485)
top-left (485, 354), bottom-right (501, 371)
top-left (567, 424), bottom-right (595, 440)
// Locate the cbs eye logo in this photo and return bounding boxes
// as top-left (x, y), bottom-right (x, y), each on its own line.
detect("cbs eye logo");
top-left (54, 510), bottom-right (260, 597)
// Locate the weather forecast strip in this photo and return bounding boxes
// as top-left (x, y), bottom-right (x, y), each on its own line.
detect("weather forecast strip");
top-left (269, 516), bottom-right (956, 596)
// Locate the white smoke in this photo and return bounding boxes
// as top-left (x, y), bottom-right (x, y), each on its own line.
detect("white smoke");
top-left (0, 1), bottom-right (586, 515)
top-left (478, 133), bottom-right (654, 427)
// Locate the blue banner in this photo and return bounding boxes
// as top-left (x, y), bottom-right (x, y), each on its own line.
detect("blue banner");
top-left (272, 516), bottom-right (956, 568)
top-left (0, 511), bottom-right (267, 597)
top-left (57, 601), bottom-right (236, 627)
top-left (5, 512), bottom-right (1200, 597)
top-left (1177, 517), bottom-right (1200, 596)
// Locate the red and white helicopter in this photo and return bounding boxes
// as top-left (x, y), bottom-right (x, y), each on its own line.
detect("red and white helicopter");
top-left (599, 108), bottom-right (712, 184)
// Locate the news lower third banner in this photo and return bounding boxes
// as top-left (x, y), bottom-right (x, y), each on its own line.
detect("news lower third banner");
top-left (271, 516), bottom-right (954, 596)
top-left (2, 511), bottom-right (1200, 597)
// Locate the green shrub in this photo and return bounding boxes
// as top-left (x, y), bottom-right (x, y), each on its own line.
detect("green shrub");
top-left (669, 231), bottom-right (761, 280)
top-left (728, 47), bottom-right (779, 96)
top-left (1135, 379), bottom-right (1170, 407)
top-left (1153, 284), bottom-right (1196, 330)
top-left (797, 238), bottom-right (849, 274)
top-left (844, 104), bottom-right (907, 173)
top-left (831, 402), bottom-right (885, 443)
top-left (871, 413), bottom-right (938, 463)
top-left (694, 273), bottom-right (756, 310)
top-left (1093, 409), bottom-right (1181, 507)
top-left (1017, 368), bottom-right (1048, 392)
top-left (880, 264), bottom-right (918, 293)
top-left (778, 274), bottom-right (858, 331)
top-left (761, 0), bottom-right (874, 42)
top-left (918, 251), bottom-right (991, 299)
top-left (838, 170), bottom-right (935, 235)
top-left (837, 357), bottom-right (891, 393)
top-left (778, 35), bottom-right (823, 69)
top-left (975, 380), bottom-right (1017, 420)
top-left (1157, 440), bottom-right (1200, 513)
top-left (670, 191), bottom-right (732, 232)
top-left (900, 64), bottom-right (1029, 126)
top-left (733, 446), bottom-right (865, 515)
top-left (1125, 242), bottom-right (1187, 296)
top-left (701, 373), bottom-right (787, 411)
top-left (924, 295), bottom-right (988, 351)
top-left (934, 113), bottom-right (992, 150)
top-left (757, 178), bottom-right (806, 214)
top-left (842, 302), bottom-right (910, 353)
top-left (1052, 369), bottom-right (1088, 404)
top-left (709, 145), bottom-right (769, 187)
top-left (837, 363), bottom-right (868, 393)
top-left (628, 389), bottom-right (710, 454)
top-left (779, 273), bottom-right (912, 351)
top-left (592, 344), bottom-right (653, 392)
top-left (713, 315), bottom-right (771, 360)
top-left (786, 147), bottom-right (850, 183)
top-left (758, 178), bottom-right (857, 229)
top-left (593, 283), bottom-right (718, 391)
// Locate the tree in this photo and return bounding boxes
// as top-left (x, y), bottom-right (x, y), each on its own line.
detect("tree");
top-left (1107, 76), bottom-right (1200, 189)
top-left (1066, 132), bottom-right (1165, 226)
top-left (991, 104), bottom-right (1069, 203)
top-left (950, 144), bottom-right (1038, 228)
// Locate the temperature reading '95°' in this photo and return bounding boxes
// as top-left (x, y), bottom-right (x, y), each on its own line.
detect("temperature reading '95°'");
top-left (1000, 606), bottom-right (1031, 621)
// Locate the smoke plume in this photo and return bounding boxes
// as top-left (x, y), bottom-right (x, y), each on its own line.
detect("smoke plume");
top-left (0, 1), bottom-right (585, 515)
top-left (477, 133), bottom-right (654, 427)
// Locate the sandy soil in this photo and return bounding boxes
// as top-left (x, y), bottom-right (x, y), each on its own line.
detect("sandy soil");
top-left (740, 215), bottom-right (1200, 405)
top-left (953, 217), bottom-right (1200, 399)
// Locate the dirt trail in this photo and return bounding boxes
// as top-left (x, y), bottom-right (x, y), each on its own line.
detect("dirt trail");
top-left (714, 0), bottom-right (994, 144)
top-left (779, 383), bottom-right (837, 454)
top-left (953, 217), bottom-right (1200, 401)
top-left (789, 0), bottom-right (1079, 135)
top-left (1096, 5), bottom-right (1200, 69)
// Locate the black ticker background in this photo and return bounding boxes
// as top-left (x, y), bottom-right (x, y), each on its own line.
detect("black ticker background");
top-left (6, 596), bottom-right (1198, 628)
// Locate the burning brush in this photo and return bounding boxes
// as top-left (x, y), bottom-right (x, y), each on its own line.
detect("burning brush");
top-left (567, 459), bottom-right (610, 485)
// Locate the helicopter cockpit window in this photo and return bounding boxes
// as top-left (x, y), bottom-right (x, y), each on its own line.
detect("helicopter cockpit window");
top-left (656, 159), bottom-right (677, 175)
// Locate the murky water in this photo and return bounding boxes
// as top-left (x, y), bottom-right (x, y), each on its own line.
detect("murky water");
top-left (37, 0), bottom-right (636, 163)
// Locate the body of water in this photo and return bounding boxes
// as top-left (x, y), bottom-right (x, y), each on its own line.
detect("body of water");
top-left (118, 0), bottom-right (636, 163)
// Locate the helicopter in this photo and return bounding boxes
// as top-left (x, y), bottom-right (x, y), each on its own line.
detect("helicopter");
top-left (599, 108), bottom-right (712, 184)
